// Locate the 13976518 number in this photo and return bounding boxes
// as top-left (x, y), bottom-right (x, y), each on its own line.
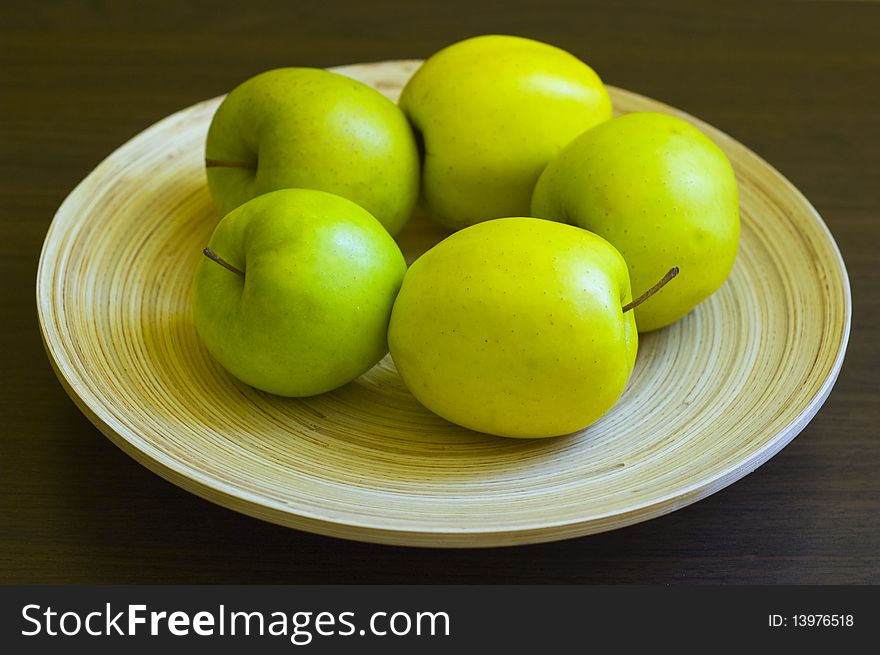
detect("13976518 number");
top-left (768, 614), bottom-right (854, 628)
top-left (793, 614), bottom-right (854, 627)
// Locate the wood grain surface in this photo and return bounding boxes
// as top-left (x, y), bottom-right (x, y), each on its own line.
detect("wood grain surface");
top-left (3, 0), bottom-right (879, 581)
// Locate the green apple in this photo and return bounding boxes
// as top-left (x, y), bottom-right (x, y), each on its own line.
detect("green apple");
top-left (205, 67), bottom-right (419, 235)
top-left (532, 111), bottom-right (739, 332)
top-left (387, 218), bottom-right (674, 439)
top-left (192, 188), bottom-right (406, 397)
top-left (399, 35), bottom-right (612, 230)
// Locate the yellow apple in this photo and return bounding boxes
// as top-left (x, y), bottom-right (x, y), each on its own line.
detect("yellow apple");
top-left (192, 189), bottom-right (406, 396)
top-left (206, 68), bottom-right (419, 235)
top-left (532, 111), bottom-right (740, 331)
top-left (388, 217), bottom-right (639, 438)
top-left (399, 35), bottom-right (612, 229)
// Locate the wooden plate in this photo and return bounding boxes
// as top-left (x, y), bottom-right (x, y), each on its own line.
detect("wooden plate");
top-left (37, 60), bottom-right (851, 547)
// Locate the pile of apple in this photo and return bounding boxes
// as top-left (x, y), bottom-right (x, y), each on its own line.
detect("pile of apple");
top-left (192, 35), bottom-right (739, 439)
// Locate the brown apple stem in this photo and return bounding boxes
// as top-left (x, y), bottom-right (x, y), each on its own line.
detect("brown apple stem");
top-left (622, 266), bottom-right (680, 313)
top-left (205, 158), bottom-right (257, 170)
top-left (203, 247), bottom-right (245, 278)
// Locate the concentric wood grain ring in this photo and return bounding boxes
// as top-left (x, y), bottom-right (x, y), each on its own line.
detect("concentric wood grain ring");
top-left (37, 60), bottom-right (851, 547)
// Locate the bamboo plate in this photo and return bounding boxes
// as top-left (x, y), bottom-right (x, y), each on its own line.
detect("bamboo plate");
top-left (37, 60), bottom-right (851, 547)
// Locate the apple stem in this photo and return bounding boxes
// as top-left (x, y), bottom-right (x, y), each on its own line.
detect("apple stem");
top-left (205, 158), bottom-right (257, 170)
top-left (203, 247), bottom-right (245, 278)
top-left (622, 266), bottom-right (680, 313)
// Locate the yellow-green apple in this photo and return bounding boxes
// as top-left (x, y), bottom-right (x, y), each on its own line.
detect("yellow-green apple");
top-left (192, 188), bottom-right (406, 396)
top-left (532, 111), bottom-right (739, 331)
top-left (205, 67), bottom-right (419, 235)
top-left (388, 217), bottom-right (675, 438)
top-left (399, 35), bottom-right (612, 229)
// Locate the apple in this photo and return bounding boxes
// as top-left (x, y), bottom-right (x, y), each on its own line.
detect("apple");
top-left (532, 111), bottom-right (739, 332)
top-left (388, 217), bottom-right (676, 438)
top-left (399, 35), bottom-right (612, 230)
top-left (192, 188), bottom-right (406, 397)
top-left (205, 67), bottom-right (420, 235)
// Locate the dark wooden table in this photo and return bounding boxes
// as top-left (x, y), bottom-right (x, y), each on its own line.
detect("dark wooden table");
top-left (2, 1), bottom-right (877, 584)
